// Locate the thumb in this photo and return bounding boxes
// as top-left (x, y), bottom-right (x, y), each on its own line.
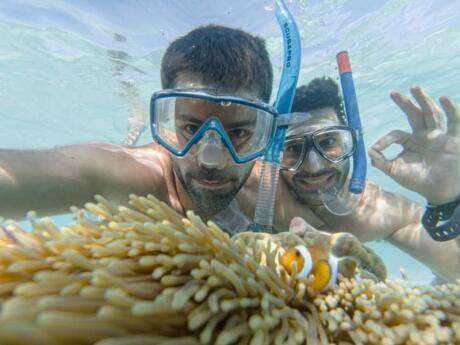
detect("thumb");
top-left (289, 217), bottom-right (318, 236)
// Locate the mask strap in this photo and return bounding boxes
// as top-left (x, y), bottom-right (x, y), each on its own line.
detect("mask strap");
top-left (276, 112), bottom-right (313, 127)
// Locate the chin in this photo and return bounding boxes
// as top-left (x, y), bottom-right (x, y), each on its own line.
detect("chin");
top-left (296, 192), bottom-right (323, 206)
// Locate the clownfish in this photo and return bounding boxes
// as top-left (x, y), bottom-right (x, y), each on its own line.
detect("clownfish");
top-left (280, 245), bottom-right (339, 292)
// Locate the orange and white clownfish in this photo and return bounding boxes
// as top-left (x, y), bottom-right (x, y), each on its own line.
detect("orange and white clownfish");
top-left (280, 245), bottom-right (339, 292)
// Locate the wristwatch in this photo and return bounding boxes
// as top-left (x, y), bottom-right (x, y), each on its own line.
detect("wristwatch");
top-left (422, 197), bottom-right (460, 241)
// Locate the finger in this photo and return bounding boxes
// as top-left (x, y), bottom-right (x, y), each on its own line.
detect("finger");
top-left (369, 148), bottom-right (395, 177)
top-left (410, 86), bottom-right (444, 130)
top-left (371, 129), bottom-right (410, 152)
top-left (440, 96), bottom-right (460, 136)
top-left (368, 130), bottom-right (409, 178)
top-left (289, 217), bottom-right (317, 236)
top-left (390, 91), bottom-right (425, 132)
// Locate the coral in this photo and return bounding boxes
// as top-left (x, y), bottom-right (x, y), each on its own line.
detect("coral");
top-left (0, 194), bottom-right (457, 345)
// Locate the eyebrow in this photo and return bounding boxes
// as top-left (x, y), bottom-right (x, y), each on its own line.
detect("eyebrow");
top-left (176, 114), bottom-right (203, 124)
top-left (224, 119), bottom-right (257, 128)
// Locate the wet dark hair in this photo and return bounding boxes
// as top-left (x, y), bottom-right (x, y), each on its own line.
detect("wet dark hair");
top-left (292, 77), bottom-right (347, 124)
top-left (161, 25), bottom-right (273, 102)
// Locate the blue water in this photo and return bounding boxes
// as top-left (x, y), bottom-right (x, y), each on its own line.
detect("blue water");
top-left (1, 0), bottom-right (460, 283)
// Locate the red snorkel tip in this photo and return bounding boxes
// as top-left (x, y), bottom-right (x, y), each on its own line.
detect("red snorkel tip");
top-left (336, 51), bottom-right (352, 74)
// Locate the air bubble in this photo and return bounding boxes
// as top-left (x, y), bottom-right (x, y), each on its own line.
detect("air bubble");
top-left (264, 1), bottom-right (274, 11)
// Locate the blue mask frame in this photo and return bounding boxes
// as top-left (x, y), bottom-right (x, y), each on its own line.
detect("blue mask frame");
top-left (150, 89), bottom-right (278, 164)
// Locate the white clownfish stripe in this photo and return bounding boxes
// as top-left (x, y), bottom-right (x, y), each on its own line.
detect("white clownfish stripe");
top-left (295, 245), bottom-right (313, 279)
top-left (325, 255), bottom-right (339, 290)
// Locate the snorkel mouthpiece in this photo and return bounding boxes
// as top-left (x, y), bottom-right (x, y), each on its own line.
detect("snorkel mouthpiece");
top-left (252, 0), bottom-right (301, 232)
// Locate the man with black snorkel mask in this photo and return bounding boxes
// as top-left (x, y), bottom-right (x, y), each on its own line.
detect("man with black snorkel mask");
top-left (238, 77), bottom-right (460, 283)
top-left (279, 79), bottom-right (353, 209)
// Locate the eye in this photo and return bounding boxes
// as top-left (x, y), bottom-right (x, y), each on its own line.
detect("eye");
top-left (228, 129), bottom-right (253, 148)
top-left (280, 245), bottom-right (313, 279)
top-left (295, 245), bottom-right (313, 279)
top-left (319, 137), bottom-right (337, 148)
top-left (285, 142), bottom-right (302, 156)
top-left (182, 124), bottom-right (200, 137)
top-left (229, 128), bottom-right (251, 139)
top-left (288, 145), bottom-right (301, 153)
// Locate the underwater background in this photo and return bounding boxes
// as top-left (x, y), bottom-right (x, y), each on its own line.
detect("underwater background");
top-left (0, 0), bottom-right (459, 283)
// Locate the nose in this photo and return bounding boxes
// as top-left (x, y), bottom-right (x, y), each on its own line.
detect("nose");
top-left (299, 148), bottom-right (327, 173)
top-left (196, 130), bottom-right (228, 169)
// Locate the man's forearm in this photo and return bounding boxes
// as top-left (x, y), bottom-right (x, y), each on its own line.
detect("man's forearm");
top-left (0, 146), bottom-right (100, 219)
top-left (319, 181), bottom-right (459, 281)
top-left (388, 220), bottom-right (460, 282)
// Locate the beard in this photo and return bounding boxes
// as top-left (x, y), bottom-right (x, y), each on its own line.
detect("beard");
top-left (173, 162), bottom-right (243, 217)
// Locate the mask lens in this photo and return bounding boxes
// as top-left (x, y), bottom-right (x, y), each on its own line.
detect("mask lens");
top-left (282, 137), bottom-right (304, 169)
top-left (154, 97), bottom-right (189, 151)
top-left (227, 107), bottom-right (274, 159)
top-left (315, 128), bottom-right (354, 161)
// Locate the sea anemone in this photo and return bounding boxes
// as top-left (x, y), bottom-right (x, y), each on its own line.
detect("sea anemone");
top-left (0, 194), bottom-right (457, 344)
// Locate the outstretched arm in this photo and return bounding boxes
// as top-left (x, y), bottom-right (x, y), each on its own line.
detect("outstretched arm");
top-left (386, 211), bottom-right (460, 282)
top-left (0, 143), bottom-right (163, 219)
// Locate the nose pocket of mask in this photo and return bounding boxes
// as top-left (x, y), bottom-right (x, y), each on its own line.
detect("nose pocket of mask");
top-left (197, 132), bottom-right (226, 168)
top-left (303, 149), bottom-right (325, 172)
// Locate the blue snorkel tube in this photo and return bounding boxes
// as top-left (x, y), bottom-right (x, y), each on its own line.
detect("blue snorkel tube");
top-left (318, 51), bottom-right (366, 215)
top-left (252, 0), bottom-right (301, 232)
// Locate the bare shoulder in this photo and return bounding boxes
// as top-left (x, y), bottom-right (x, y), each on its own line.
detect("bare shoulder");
top-left (235, 161), bottom-right (261, 219)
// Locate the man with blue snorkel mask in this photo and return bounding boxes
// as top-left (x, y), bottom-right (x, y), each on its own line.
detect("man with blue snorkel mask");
top-left (0, 24), bottom-right (275, 225)
top-left (152, 25), bottom-right (278, 224)
top-left (151, 87), bottom-right (275, 221)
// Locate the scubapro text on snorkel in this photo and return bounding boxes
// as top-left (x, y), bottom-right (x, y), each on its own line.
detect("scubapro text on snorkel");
top-left (284, 22), bottom-right (292, 68)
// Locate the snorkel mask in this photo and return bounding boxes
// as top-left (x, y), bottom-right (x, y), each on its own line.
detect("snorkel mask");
top-left (279, 117), bottom-right (358, 171)
top-left (150, 89), bottom-right (277, 166)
